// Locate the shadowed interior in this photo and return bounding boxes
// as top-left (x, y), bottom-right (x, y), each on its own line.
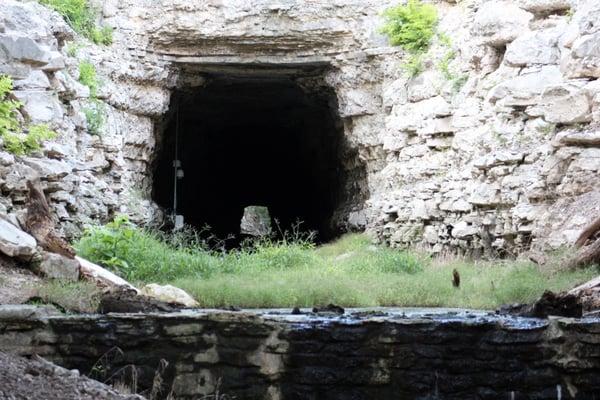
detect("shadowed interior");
top-left (152, 72), bottom-right (346, 243)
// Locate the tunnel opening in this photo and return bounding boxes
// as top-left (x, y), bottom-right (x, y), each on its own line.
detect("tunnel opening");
top-left (152, 65), bottom-right (352, 245)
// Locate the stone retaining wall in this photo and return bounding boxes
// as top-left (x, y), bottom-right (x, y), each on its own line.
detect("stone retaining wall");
top-left (1, 307), bottom-right (599, 399)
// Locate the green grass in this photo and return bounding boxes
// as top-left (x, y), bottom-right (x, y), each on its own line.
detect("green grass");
top-left (75, 217), bottom-right (598, 310)
top-left (31, 280), bottom-right (101, 313)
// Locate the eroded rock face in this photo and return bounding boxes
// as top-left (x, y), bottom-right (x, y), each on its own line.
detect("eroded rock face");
top-left (0, 308), bottom-right (599, 399)
top-left (0, 0), bottom-right (600, 254)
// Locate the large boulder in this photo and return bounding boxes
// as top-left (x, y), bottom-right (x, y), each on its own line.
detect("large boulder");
top-left (140, 284), bottom-right (199, 307)
top-left (0, 218), bottom-right (37, 260)
top-left (488, 66), bottom-right (563, 107)
top-left (13, 91), bottom-right (64, 124)
top-left (514, 0), bottom-right (572, 13)
top-left (504, 29), bottom-right (560, 67)
top-left (527, 84), bottom-right (592, 124)
top-left (562, 32), bottom-right (600, 79)
top-left (0, 34), bottom-right (51, 65)
top-left (472, 1), bottom-right (533, 47)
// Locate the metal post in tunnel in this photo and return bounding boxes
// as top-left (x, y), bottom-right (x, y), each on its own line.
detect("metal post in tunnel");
top-left (173, 106), bottom-right (184, 231)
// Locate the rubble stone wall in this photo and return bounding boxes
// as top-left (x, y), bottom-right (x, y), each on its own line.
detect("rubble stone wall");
top-left (1, 307), bottom-right (600, 399)
top-left (2, 0), bottom-right (600, 253)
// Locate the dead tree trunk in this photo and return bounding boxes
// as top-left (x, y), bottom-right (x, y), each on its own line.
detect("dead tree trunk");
top-left (25, 179), bottom-right (75, 259)
top-left (566, 214), bottom-right (600, 269)
top-left (575, 216), bottom-right (600, 248)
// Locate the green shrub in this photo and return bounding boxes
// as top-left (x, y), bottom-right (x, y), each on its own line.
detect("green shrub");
top-left (75, 216), bottom-right (221, 282)
top-left (0, 76), bottom-right (57, 155)
top-left (380, 0), bottom-right (438, 53)
top-left (3, 124), bottom-right (57, 155)
top-left (83, 100), bottom-right (104, 135)
top-left (0, 76), bottom-right (21, 136)
top-left (78, 61), bottom-right (98, 97)
top-left (436, 47), bottom-right (468, 93)
top-left (39, 0), bottom-right (113, 45)
top-left (90, 26), bottom-right (113, 45)
top-left (65, 41), bottom-right (84, 57)
top-left (78, 61), bottom-right (106, 134)
top-left (402, 53), bottom-right (425, 78)
top-left (438, 49), bottom-right (456, 80)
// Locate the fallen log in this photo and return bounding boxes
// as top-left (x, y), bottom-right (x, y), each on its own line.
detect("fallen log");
top-left (77, 256), bottom-right (139, 293)
top-left (98, 286), bottom-right (185, 313)
top-left (499, 290), bottom-right (582, 318)
top-left (575, 215), bottom-right (600, 248)
top-left (569, 275), bottom-right (600, 295)
top-left (566, 238), bottom-right (600, 269)
top-left (568, 275), bottom-right (600, 313)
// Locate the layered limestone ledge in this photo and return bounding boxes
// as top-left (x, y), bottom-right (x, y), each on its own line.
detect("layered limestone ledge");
top-left (0, 306), bottom-right (599, 399)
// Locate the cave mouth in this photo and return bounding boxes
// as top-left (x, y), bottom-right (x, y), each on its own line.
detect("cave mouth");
top-left (152, 66), bottom-right (347, 245)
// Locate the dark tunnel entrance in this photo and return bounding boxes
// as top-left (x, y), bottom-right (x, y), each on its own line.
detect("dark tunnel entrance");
top-left (152, 68), bottom-right (348, 244)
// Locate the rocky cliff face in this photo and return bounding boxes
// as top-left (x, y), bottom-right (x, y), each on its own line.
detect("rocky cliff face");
top-left (1, 0), bottom-right (600, 254)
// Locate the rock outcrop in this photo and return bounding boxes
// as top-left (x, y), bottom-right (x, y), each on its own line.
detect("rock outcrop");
top-left (1, 0), bottom-right (600, 255)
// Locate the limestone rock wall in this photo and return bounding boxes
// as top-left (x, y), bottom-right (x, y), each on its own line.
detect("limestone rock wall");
top-left (1, 0), bottom-right (600, 253)
top-left (1, 307), bottom-right (600, 399)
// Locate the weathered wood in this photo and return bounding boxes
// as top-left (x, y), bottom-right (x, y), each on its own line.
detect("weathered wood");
top-left (569, 274), bottom-right (600, 313)
top-left (567, 238), bottom-right (600, 269)
top-left (77, 256), bottom-right (139, 293)
top-left (569, 275), bottom-right (600, 295)
top-left (499, 290), bottom-right (582, 318)
top-left (98, 286), bottom-right (185, 313)
top-left (25, 179), bottom-right (75, 259)
top-left (575, 216), bottom-right (600, 248)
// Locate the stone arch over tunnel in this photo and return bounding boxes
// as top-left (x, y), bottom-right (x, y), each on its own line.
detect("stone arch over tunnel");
top-left (152, 64), bottom-right (365, 243)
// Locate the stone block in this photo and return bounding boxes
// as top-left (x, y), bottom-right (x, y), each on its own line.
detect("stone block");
top-left (35, 251), bottom-right (79, 281)
top-left (0, 34), bottom-right (50, 65)
top-left (0, 217), bottom-right (37, 259)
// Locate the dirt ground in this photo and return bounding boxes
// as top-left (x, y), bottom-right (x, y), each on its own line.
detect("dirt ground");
top-left (0, 256), bottom-right (40, 305)
top-left (0, 352), bottom-right (145, 400)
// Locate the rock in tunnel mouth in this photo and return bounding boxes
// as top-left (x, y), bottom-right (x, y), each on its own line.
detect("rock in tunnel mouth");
top-left (152, 66), bottom-right (348, 244)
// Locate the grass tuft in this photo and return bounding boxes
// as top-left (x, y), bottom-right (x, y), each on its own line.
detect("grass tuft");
top-left (74, 217), bottom-right (598, 309)
top-left (31, 280), bottom-right (101, 313)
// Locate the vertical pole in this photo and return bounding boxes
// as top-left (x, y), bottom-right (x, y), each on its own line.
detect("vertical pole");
top-left (173, 106), bottom-right (179, 218)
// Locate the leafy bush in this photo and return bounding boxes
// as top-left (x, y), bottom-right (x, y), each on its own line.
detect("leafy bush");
top-left (75, 216), bottom-right (221, 282)
top-left (89, 26), bottom-right (113, 45)
top-left (83, 100), bottom-right (104, 135)
top-left (65, 41), bottom-right (84, 57)
top-left (39, 0), bottom-right (113, 45)
top-left (78, 61), bottom-right (98, 97)
top-left (78, 61), bottom-right (105, 134)
top-left (380, 0), bottom-right (438, 53)
top-left (436, 38), bottom-right (468, 92)
top-left (402, 53), bottom-right (425, 78)
top-left (0, 75), bottom-right (57, 155)
top-left (0, 76), bottom-right (21, 136)
top-left (3, 124), bottom-right (57, 155)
